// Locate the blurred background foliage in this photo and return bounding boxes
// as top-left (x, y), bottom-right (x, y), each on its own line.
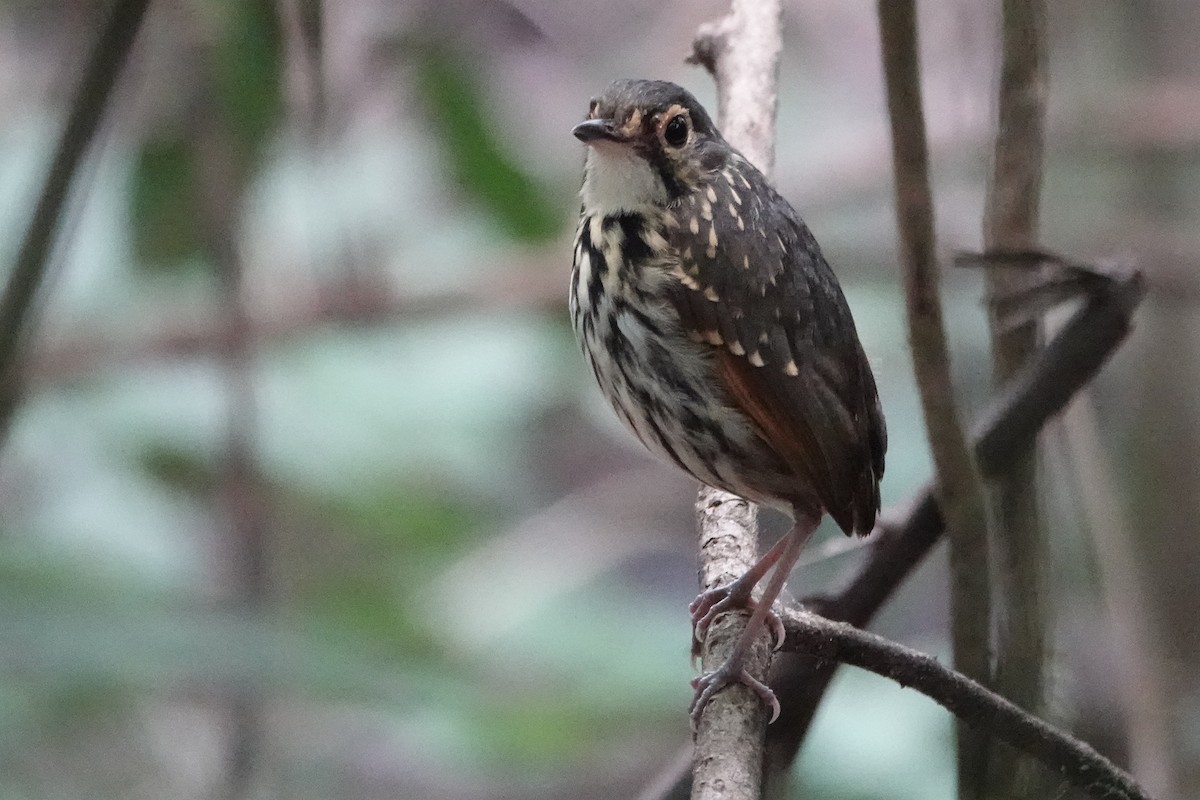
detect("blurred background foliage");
top-left (0, 0), bottom-right (1197, 798)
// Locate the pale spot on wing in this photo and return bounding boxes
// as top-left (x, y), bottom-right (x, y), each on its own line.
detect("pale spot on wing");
top-left (703, 286), bottom-right (719, 302)
top-left (737, 217), bottom-right (745, 231)
top-left (728, 203), bottom-right (739, 218)
top-left (729, 187), bottom-right (742, 205)
top-left (728, 340), bottom-right (746, 356)
top-left (783, 359), bottom-right (800, 376)
top-left (742, 254), bottom-right (750, 270)
top-left (706, 185), bottom-right (717, 203)
top-left (759, 332), bottom-right (771, 344)
top-left (748, 351), bottom-right (765, 367)
top-left (703, 330), bottom-right (724, 345)
top-left (689, 217), bottom-right (700, 234)
top-left (700, 200), bottom-right (713, 221)
top-left (708, 226), bottom-right (718, 248)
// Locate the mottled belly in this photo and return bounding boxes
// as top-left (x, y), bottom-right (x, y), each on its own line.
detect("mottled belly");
top-left (572, 283), bottom-right (794, 509)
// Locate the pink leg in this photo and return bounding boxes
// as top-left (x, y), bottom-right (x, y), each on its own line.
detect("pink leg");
top-left (689, 531), bottom-right (793, 645)
top-left (689, 512), bottom-right (819, 726)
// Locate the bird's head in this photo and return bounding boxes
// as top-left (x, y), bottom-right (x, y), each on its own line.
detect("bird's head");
top-left (574, 79), bottom-right (727, 216)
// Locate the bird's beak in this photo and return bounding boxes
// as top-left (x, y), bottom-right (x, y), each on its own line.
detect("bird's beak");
top-left (572, 118), bottom-right (626, 145)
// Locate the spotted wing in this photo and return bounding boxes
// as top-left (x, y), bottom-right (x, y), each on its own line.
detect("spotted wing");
top-left (665, 160), bottom-right (886, 535)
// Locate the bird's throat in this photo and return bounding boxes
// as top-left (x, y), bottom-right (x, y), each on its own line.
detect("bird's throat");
top-left (581, 147), bottom-right (668, 216)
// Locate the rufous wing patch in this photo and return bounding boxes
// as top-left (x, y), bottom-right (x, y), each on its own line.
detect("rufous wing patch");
top-left (714, 349), bottom-right (830, 510)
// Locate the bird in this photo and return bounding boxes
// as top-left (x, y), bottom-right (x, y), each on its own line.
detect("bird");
top-left (569, 79), bottom-right (886, 725)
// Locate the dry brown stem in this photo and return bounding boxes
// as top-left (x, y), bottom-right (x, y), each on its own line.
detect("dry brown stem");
top-left (982, 2), bottom-right (1051, 793)
top-left (875, 2), bottom-right (994, 795)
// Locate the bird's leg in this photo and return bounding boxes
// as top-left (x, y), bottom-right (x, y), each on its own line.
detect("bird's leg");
top-left (689, 531), bottom-right (793, 646)
top-left (690, 513), bottom-right (819, 726)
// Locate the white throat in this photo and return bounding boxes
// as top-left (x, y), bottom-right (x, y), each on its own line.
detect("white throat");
top-left (580, 146), bottom-right (668, 216)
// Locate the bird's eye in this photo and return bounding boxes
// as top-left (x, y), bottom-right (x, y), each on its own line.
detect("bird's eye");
top-left (588, 99), bottom-right (599, 118)
top-left (663, 114), bottom-right (690, 147)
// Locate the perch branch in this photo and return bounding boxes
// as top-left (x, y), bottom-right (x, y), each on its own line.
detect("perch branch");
top-left (690, 490), bottom-right (768, 800)
top-left (685, 1), bottom-right (783, 799)
top-left (876, 2), bottom-right (994, 794)
top-left (0, 0), bottom-right (153, 445)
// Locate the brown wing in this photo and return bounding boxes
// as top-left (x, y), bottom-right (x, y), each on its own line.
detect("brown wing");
top-left (666, 158), bottom-right (886, 535)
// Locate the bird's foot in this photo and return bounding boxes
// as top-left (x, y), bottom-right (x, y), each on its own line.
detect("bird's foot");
top-left (689, 657), bottom-right (780, 729)
top-left (689, 583), bottom-right (785, 649)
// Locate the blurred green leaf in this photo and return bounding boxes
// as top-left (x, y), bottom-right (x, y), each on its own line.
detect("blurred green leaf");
top-left (415, 46), bottom-right (561, 242)
top-left (130, 135), bottom-right (201, 268)
top-left (288, 488), bottom-right (482, 657)
top-left (212, 0), bottom-right (282, 166)
top-left (137, 439), bottom-right (214, 493)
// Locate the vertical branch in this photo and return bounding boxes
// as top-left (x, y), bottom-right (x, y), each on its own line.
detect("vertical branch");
top-left (0, 0), bottom-right (152, 445)
top-left (1061, 397), bottom-right (1179, 799)
top-left (690, 0), bottom-right (783, 174)
top-left (981, 1), bottom-right (1050, 796)
top-left (691, 490), bottom-right (767, 800)
top-left (278, 0), bottom-right (325, 133)
top-left (686, 1), bottom-right (782, 798)
top-left (192, 35), bottom-right (276, 800)
top-left (876, 3), bottom-right (994, 797)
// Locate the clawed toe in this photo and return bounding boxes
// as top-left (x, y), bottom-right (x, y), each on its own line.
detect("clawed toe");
top-left (690, 589), bottom-right (740, 643)
top-left (689, 661), bottom-right (780, 729)
top-left (690, 585), bottom-right (786, 649)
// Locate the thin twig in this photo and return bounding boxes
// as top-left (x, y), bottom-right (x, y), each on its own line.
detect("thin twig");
top-left (0, 0), bottom-right (153, 445)
top-left (685, 1), bottom-right (783, 798)
top-left (1061, 395), bottom-right (1179, 798)
top-left (876, 3), bottom-right (994, 795)
top-left (981, 2), bottom-right (1051, 793)
top-left (777, 609), bottom-right (1153, 800)
top-left (191, 31), bottom-right (276, 800)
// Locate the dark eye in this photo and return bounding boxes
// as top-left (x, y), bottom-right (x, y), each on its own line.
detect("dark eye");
top-left (663, 114), bottom-right (689, 147)
top-left (588, 99), bottom-right (599, 117)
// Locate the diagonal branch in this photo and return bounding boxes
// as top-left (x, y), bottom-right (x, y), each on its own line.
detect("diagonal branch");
top-left (777, 608), bottom-right (1153, 800)
top-left (0, 0), bottom-right (153, 445)
top-left (876, 3), bottom-right (994, 795)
